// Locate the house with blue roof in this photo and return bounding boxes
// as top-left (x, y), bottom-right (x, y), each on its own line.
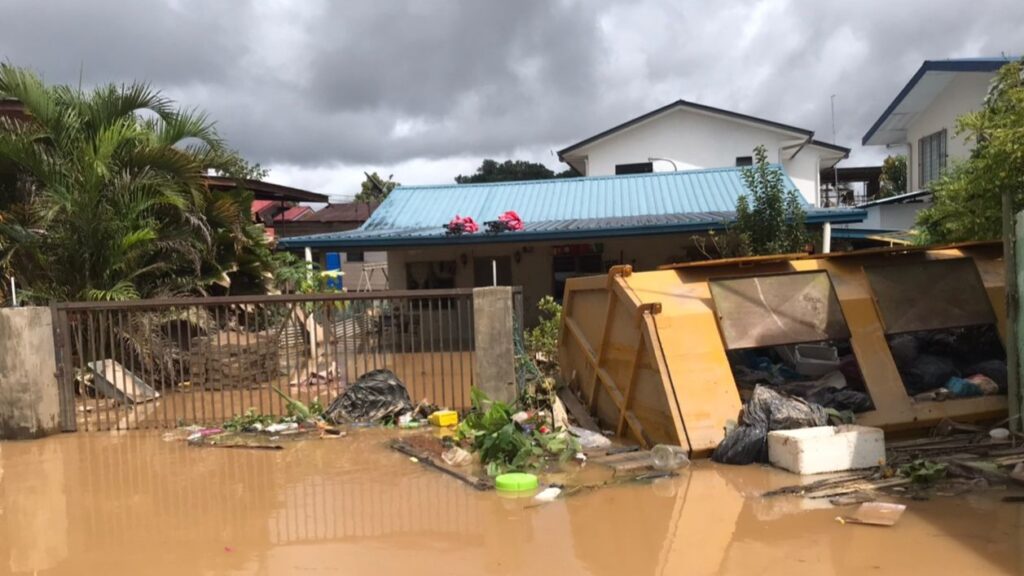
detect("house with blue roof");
top-left (279, 166), bottom-right (864, 324)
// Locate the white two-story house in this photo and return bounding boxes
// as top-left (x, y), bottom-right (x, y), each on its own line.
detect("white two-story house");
top-left (862, 57), bottom-right (1014, 192)
top-left (557, 99), bottom-right (849, 206)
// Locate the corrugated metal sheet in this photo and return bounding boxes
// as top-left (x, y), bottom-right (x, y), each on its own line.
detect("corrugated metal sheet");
top-left (279, 166), bottom-right (866, 248)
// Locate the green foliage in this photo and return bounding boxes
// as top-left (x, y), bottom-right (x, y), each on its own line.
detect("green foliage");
top-left (898, 459), bottom-right (947, 484)
top-left (270, 385), bottom-right (313, 421)
top-left (455, 159), bottom-right (576, 184)
top-left (223, 408), bottom-right (275, 432)
top-left (878, 155), bottom-right (907, 198)
top-left (525, 296), bottom-right (562, 359)
top-left (270, 251), bottom-right (331, 294)
top-left (457, 388), bottom-right (578, 476)
top-left (0, 63), bottom-right (281, 302)
top-left (916, 59), bottom-right (1024, 244)
top-left (733, 145), bottom-right (809, 255)
top-left (354, 171), bottom-right (398, 203)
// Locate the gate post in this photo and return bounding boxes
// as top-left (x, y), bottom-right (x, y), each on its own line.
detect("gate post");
top-left (472, 287), bottom-right (517, 404)
top-left (0, 306), bottom-right (62, 439)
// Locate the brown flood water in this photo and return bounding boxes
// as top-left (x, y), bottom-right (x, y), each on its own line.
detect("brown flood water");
top-left (1, 431), bottom-right (1022, 576)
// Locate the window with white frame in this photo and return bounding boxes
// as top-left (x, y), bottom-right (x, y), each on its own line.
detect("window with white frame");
top-left (918, 129), bottom-right (946, 188)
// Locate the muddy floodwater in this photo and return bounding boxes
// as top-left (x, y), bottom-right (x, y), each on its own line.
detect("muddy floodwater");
top-left (1, 431), bottom-right (1022, 576)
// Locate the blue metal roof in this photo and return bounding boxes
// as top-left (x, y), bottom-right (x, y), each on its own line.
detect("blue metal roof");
top-left (279, 166), bottom-right (866, 249)
top-left (862, 57), bottom-right (1016, 145)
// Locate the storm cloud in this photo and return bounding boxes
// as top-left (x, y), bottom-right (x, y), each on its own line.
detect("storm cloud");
top-left (1, 0), bottom-right (1022, 197)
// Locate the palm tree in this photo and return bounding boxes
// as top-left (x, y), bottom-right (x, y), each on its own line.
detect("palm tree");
top-left (0, 63), bottom-right (276, 302)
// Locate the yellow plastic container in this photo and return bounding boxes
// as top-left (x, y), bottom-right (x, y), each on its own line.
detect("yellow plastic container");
top-left (428, 410), bottom-right (459, 427)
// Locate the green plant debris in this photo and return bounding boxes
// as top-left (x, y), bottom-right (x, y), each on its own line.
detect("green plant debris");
top-left (223, 408), bottom-right (276, 432)
top-left (457, 388), bottom-right (578, 477)
top-left (271, 385), bottom-right (313, 421)
top-left (898, 459), bottom-right (948, 484)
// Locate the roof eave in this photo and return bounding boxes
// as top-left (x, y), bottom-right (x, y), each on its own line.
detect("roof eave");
top-left (278, 210), bottom-right (866, 250)
top-left (862, 58), bottom-right (1013, 146)
top-left (558, 99), bottom-right (814, 159)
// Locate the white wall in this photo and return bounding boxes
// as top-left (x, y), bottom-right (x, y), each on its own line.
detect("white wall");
top-left (565, 107), bottom-right (837, 205)
top-left (843, 200), bottom-right (933, 232)
top-left (906, 72), bottom-right (993, 191)
top-left (879, 202), bottom-right (931, 230)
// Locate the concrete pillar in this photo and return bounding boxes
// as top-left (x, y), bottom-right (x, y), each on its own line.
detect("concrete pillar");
top-left (0, 307), bottom-right (61, 439)
top-left (473, 286), bottom-right (517, 404)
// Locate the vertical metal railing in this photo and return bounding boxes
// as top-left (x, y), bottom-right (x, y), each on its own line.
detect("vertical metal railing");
top-left (53, 289), bottom-right (491, 431)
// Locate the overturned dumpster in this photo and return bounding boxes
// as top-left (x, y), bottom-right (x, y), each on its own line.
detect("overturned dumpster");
top-left (559, 241), bottom-right (1007, 457)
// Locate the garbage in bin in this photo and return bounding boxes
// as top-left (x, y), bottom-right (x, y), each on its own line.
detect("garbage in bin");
top-left (711, 385), bottom-right (830, 465)
top-left (324, 369), bottom-right (413, 423)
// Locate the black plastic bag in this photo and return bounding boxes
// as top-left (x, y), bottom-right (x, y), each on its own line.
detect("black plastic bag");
top-left (711, 385), bottom-right (829, 465)
top-left (809, 387), bottom-right (874, 413)
top-left (900, 354), bottom-right (957, 395)
top-left (324, 369), bottom-right (412, 423)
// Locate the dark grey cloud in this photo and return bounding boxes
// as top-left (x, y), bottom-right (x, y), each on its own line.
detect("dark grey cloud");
top-left (1, 0), bottom-right (1022, 178)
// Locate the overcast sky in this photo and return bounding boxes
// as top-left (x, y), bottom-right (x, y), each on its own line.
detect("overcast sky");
top-left (2, 0), bottom-right (1022, 200)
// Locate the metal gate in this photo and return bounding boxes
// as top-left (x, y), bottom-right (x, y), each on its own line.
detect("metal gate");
top-left (52, 290), bottom-right (484, 431)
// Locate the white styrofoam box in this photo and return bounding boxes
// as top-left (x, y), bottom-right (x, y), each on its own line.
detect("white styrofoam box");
top-left (768, 425), bottom-right (885, 475)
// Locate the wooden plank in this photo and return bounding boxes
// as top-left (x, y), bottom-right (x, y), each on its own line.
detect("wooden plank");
top-left (557, 386), bottom-right (600, 432)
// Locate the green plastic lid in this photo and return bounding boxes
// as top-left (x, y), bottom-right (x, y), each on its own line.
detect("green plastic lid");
top-left (495, 472), bottom-right (539, 492)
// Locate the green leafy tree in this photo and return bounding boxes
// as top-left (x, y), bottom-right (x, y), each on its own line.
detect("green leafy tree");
top-left (0, 63), bottom-right (277, 302)
top-left (916, 59), bottom-right (1024, 243)
top-left (455, 159), bottom-right (576, 184)
top-left (354, 171), bottom-right (398, 203)
top-left (733, 145), bottom-right (808, 255)
top-left (525, 296), bottom-right (562, 360)
top-left (878, 155), bottom-right (907, 198)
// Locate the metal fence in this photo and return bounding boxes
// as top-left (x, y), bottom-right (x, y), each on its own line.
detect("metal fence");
top-left (52, 289), bottom-right (497, 431)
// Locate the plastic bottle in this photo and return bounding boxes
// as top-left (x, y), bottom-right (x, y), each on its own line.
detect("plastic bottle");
top-left (651, 444), bottom-right (691, 471)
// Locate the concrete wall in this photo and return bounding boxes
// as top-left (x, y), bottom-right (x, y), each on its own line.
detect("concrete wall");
top-left (472, 287), bottom-right (517, 404)
top-left (906, 72), bottom-right (994, 191)
top-left (0, 307), bottom-right (61, 439)
top-left (563, 107), bottom-right (840, 205)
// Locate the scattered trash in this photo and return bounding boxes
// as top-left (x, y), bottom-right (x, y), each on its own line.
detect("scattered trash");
top-left (569, 425), bottom-right (612, 450)
top-left (324, 369), bottom-right (412, 424)
top-left (712, 385), bottom-right (829, 465)
top-left (1011, 463), bottom-right (1024, 486)
top-left (768, 425), bottom-right (884, 475)
top-left (650, 444), bottom-right (690, 471)
top-left (495, 472), bottom-right (539, 493)
top-left (265, 422), bottom-right (299, 434)
top-left (889, 326), bottom-right (1007, 398)
top-left (989, 428), bottom-right (1011, 441)
top-left (391, 439), bottom-right (493, 491)
top-left (456, 388), bottom-right (579, 477)
top-left (534, 486), bottom-right (562, 502)
top-left (764, 420), bottom-right (1024, 502)
top-left (441, 446), bottom-right (473, 467)
top-left (429, 410), bottom-right (459, 427)
top-left (837, 502), bottom-right (907, 527)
